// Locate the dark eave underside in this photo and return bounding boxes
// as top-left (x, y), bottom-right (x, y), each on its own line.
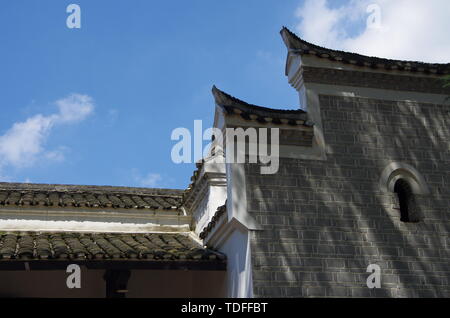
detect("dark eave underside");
top-left (281, 27), bottom-right (450, 75)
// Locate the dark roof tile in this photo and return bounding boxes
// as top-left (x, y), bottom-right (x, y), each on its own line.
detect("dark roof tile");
top-left (281, 27), bottom-right (450, 75)
top-left (0, 182), bottom-right (184, 211)
top-left (199, 204), bottom-right (227, 240)
top-left (0, 232), bottom-right (224, 262)
top-left (212, 86), bottom-right (310, 126)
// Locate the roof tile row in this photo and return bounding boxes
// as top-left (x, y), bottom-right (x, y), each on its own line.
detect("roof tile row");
top-left (281, 27), bottom-right (450, 75)
top-left (0, 232), bottom-right (225, 261)
top-left (199, 204), bottom-right (227, 240)
top-left (212, 86), bottom-right (312, 127)
top-left (0, 190), bottom-right (182, 210)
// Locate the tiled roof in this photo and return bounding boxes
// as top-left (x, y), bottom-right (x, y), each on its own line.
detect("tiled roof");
top-left (212, 86), bottom-right (312, 127)
top-left (185, 159), bottom-right (205, 194)
top-left (281, 27), bottom-right (450, 75)
top-left (199, 204), bottom-right (227, 240)
top-left (0, 232), bottom-right (225, 261)
top-left (0, 183), bottom-right (184, 211)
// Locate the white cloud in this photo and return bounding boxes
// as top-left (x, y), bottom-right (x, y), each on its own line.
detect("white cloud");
top-left (55, 94), bottom-right (94, 123)
top-left (295, 0), bottom-right (352, 49)
top-left (44, 147), bottom-right (68, 162)
top-left (133, 170), bottom-right (163, 188)
top-left (0, 93), bottom-right (94, 171)
top-left (0, 114), bottom-right (54, 168)
top-left (295, 0), bottom-right (450, 63)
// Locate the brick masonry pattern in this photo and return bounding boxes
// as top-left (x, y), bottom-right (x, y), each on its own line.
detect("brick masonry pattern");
top-left (246, 94), bottom-right (450, 297)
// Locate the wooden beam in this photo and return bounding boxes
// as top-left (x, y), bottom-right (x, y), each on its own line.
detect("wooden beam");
top-left (103, 269), bottom-right (131, 299)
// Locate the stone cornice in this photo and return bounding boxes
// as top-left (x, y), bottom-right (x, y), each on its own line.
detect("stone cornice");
top-left (301, 66), bottom-right (450, 95)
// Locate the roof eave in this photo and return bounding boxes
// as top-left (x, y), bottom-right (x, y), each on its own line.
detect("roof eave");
top-left (279, 27), bottom-right (450, 75)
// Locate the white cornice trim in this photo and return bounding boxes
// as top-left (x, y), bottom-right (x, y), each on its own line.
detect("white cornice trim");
top-left (205, 216), bottom-right (247, 249)
top-left (0, 206), bottom-right (191, 228)
top-left (184, 156), bottom-right (227, 214)
top-left (226, 163), bottom-right (262, 231)
top-left (0, 219), bottom-right (191, 233)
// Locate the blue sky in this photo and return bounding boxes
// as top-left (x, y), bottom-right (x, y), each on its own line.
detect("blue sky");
top-left (0, 0), bottom-right (448, 189)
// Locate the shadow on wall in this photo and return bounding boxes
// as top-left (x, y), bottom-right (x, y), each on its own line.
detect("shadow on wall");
top-left (247, 95), bottom-right (449, 298)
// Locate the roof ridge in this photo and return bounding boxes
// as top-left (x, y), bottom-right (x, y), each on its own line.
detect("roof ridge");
top-left (211, 85), bottom-right (304, 113)
top-left (0, 182), bottom-right (184, 196)
top-left (280, 27), bottom-right (450, 74)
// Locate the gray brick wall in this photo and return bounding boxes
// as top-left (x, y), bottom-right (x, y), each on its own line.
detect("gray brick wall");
top-left (246, 94), bottom-right (450, 297)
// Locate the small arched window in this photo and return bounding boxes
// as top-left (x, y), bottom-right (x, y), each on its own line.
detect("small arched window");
top-left (394, 179), bottom-right (419, 222)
